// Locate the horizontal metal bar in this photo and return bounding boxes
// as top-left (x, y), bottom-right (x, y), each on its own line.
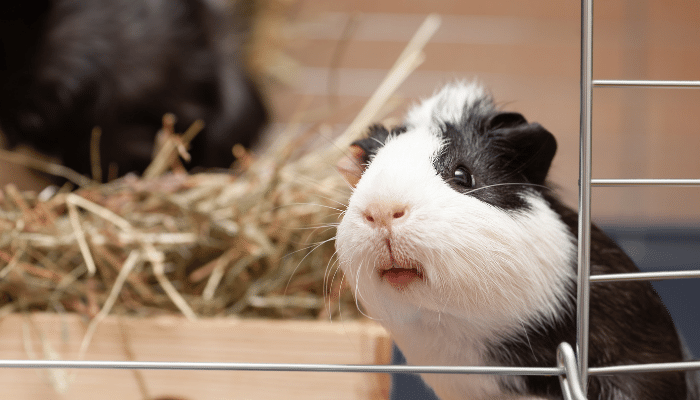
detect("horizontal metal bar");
top-left (592, 179), bottom-right (700, 187)
top-left (0, 360), bottom-right (560, 376)
top-left (2, 358), bottom-right (700, 376)
top-left (593, 80), bottom-right (700, 88)
top-left (590, 360), bottom-right (700, 375)
top-left (591, 270), bottom-right (700, 282)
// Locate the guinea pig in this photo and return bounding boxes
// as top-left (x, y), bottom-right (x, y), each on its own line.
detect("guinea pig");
top-left (0, 0), bottom-right (267, 180)
top-left (335, 81), bottom-right (691, 400)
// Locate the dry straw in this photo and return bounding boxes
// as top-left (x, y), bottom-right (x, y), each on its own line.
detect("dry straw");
top-left (0, 14), bottom-right (440, 331)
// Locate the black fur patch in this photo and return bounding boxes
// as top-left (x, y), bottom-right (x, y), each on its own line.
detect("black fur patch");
top-left (351, 124), bottom-right (406, 166)
top-left (489, 194), bottom-right (687, 400)
top-left (0, 0), bottom-right (267, 180)
top-left (431, 102), bottom-right (557, 211)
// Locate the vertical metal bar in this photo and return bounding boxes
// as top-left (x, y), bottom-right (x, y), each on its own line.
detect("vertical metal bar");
top-left (577, 0), bottom-right (594, 394)
top-left (558, 343), bottom-right (588, 400)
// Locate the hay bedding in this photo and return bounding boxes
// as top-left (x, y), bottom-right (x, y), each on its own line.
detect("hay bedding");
top-left (0, 14), bottom-right (440, 328)
top-left (0, 132), bottom-right (356, 322)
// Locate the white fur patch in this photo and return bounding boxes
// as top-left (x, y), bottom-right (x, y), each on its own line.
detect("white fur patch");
top-left (405, 80), bottom-right (488, 130)
top-left (335, 83), bottom-right (575, 400)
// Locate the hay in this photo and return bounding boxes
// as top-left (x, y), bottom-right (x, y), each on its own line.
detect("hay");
top-left (0, 14), bottom-right (441, 324)
top-left (0, 153), bottom-right (354, 321)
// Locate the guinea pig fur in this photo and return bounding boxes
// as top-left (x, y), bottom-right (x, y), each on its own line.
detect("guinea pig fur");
top-left (0, 0), bottom-right (267, 179)
top-left (335, 82), bottom-right (691, 400)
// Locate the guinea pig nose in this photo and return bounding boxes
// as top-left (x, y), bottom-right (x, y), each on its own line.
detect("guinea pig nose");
top-left (362, 203), bottom-right (408, 228)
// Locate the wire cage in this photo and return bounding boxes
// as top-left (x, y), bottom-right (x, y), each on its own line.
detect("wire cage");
top-left (1, 1), bottom-right (700, 399)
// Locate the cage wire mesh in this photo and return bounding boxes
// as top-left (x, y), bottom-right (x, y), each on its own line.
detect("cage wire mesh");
top-left (2, 0), bottom-right (700, 399)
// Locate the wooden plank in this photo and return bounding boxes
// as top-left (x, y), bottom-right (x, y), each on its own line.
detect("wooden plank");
top-left (0, 314), bottom-right (391, 400)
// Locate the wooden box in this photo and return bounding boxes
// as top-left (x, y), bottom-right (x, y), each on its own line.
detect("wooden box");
top-left (0, 314), bottom-right (391, 400)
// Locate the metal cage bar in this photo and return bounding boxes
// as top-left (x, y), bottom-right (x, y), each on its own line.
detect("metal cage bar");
top-left (591, 270), bottom-right (700, 282)
top-left (570, 0), bottom-right (700, 396)
top-left (594, 80), bottom-right (700, 88)
top-left (1, 357), bottom-right (699, 376)
top-left (576, 0), bottom-right (594, 393)
top-left (592, 179), bottom-right (700, 187)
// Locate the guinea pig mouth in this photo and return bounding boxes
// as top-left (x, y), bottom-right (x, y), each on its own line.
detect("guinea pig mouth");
top-left (378, 259), bottom-right (425, 290)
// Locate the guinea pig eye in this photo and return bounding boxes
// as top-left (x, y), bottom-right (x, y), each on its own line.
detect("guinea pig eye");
top-left (452, 166), bottom-right (475, 188)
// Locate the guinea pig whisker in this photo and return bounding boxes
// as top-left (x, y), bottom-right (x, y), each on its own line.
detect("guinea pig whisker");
top-left (323, 249), bottom-right (340, 290)
top-left (305, 192), bottom-right (350, 209)
top-left (335, 275), bottom-right (343, 324)
top-left (291, 223), bottom-right (340, 232)
top-left (305, 226), bottom-right (340, 243)
top-left (369, 135), bottom-right (387, 147)
top-left (324, 252), bottom-right (341, 322)
top-left (368, 252), bottom-right (381, 282)
top-left (333, 270), bottom-right (346, 322)
top-left (351, 266), bottom-right (376, 321)
top-left (282, 239), bottom-right (330, 259)
top-left (519, 319), bottom-right (536, 360)
top-left (283, 237), bottom-right (336, 296)
top-left (273, 202), bottom-right (347, 214)
top-left (463, 182), bottom-right (552, 195)
top-left (443, 180), bottom-right (553, 195)
top-left (326, 257), bottom-right (341, 292)
top-left (330, 263), bottom-right (349, 322)
top-left (338, 272), bottom-right (363, 323)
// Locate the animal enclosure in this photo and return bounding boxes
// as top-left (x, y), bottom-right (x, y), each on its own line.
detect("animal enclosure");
top-left (0, 1), bottom-right (700, 399)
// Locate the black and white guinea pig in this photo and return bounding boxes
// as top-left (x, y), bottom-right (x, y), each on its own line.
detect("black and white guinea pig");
top-left (0, 0), bottom-right (267, 180)
top-left (335, 82), bottom-right (691, 400)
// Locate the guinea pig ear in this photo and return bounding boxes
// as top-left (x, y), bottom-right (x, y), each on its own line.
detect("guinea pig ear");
top-left (336, 144), bottom-right (366, 188)
top-left (485, 112), bottom-right (528, 131)
top-left (336, 124), bottom-right (391, 188)
top-left (487, 112), bottom-right (557, 185)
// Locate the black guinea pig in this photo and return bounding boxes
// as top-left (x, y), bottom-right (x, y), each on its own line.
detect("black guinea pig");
top-left (335, 81), bottom-right (694, 400)
top-left (0, 0), bottom-right (267, 180)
